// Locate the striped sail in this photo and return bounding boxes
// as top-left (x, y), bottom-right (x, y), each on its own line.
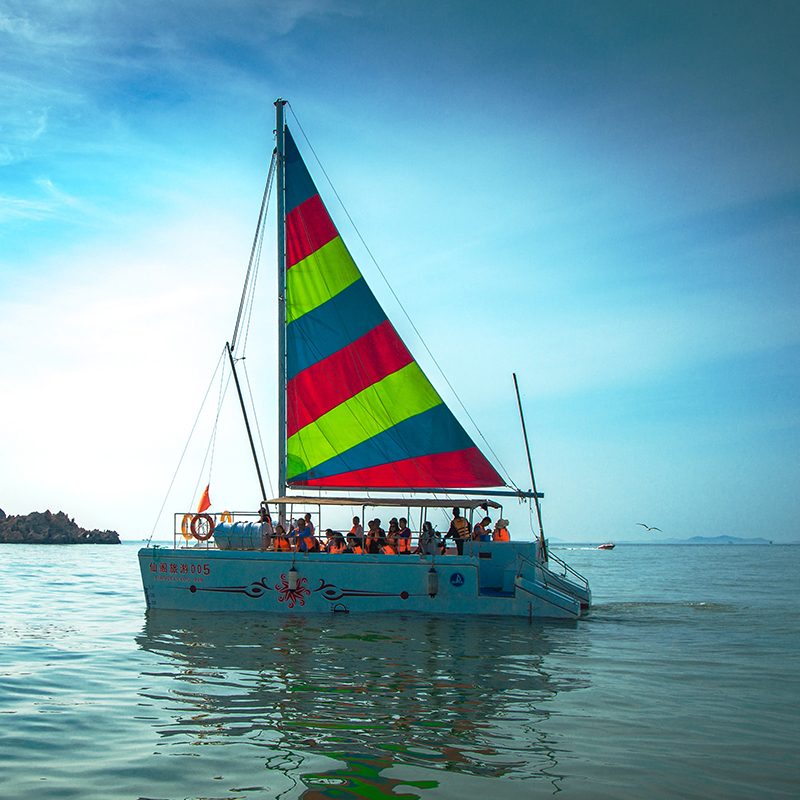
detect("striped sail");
top-left (284, 128), bottom-right (504, 490)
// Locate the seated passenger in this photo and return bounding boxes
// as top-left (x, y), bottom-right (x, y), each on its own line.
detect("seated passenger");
top-left (493, 519), bottom-right (510, 541)
top-left (396, 517), bottom-right (412, 554)
top-left (328, 531), bottom-right (346, 553)
top-left (365, 519), bottom-right (383, 554)
top-left (473, 516), bottom-right (492, 542)
top-left (417, 521), bottom-right (444, 555)
top-left (379, 537), bottom-right (397, 555)
top-left (296, 518), bottom-right (319, 552)
top-left (345, 532), bottom-right (364, 554)
top-left (259, 505), bottom-right (274, 550)
top-left (273, 524), bottom-right (291, 551)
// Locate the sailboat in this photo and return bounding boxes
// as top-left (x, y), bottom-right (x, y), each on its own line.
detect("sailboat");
top-left (138, 100), bottom-right (590, 619)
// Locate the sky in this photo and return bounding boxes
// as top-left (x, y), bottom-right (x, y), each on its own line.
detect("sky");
top-left (1, 0), bottom-right (798, 542)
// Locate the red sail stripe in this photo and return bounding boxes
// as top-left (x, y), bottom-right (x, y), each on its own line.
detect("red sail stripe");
top-left (291, 448), bottom-right (503, 489)
top-left (287, 319), bottom-right (413, 437)
top-left (286, 193), bottom-right (339, 268)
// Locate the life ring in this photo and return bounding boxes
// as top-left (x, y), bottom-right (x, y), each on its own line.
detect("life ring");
top-left (181, 513), bottom-right (193, 540)
top-left (220, 511), bottom-right (233, 523)
top-left (191, 513), bottom-right (215, 541)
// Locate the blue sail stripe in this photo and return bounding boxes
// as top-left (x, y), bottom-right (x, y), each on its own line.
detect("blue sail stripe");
top-left (287, 403), bottom-right (475, 483)
top-left (284, 129), bottom-right (317, 215)
top-left (287, 277), bottom-right (388, 381)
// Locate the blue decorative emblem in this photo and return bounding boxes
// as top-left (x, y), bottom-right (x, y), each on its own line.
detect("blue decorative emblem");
top-left (450, 572), bottom-right (465, 587)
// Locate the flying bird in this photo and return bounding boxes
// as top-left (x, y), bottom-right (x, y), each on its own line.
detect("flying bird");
top-left (637, 523), bottom-right (661, 532)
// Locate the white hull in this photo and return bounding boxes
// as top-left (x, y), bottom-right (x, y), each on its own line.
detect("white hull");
top-left (139, 540), bottom-right (585, 620)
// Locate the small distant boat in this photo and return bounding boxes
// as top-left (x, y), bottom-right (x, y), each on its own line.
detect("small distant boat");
top-left (597, 542), bottom-right (615, 550)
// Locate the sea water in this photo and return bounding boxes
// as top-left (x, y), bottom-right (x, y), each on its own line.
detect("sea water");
top-left (0, 542), bottom-right (798, 799)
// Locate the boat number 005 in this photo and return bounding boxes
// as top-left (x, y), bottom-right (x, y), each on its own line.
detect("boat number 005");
top-left (190, 564), bottom-right (211, 575)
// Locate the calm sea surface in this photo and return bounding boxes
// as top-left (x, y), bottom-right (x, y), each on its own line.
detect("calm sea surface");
top-left (1, 542), bottom-right (798, 799)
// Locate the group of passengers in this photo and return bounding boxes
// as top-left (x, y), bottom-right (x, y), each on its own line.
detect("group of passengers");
top-left (257, 506), bottom-right (509, 554)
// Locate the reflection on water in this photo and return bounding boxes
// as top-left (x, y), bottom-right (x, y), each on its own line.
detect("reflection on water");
top-left (136, 612), bottom-right (587, 797)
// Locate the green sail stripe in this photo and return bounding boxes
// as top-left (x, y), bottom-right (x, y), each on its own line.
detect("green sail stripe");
top-left (287, 361), bottom-right (442, 474)
top-left (286, 236), bottom-right (361, 324)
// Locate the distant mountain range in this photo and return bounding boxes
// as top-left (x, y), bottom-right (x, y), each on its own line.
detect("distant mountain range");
top-left (550, 535), bottom-right (781, 545)
top-left (658, 535), bottom-right (775, 545)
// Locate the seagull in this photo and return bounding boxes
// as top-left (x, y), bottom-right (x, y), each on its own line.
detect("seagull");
top-left (637, 523), bottom-right (661, 532)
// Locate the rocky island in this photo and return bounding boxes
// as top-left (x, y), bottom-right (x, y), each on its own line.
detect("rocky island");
top-left (0, 509), bottom-right (120, 544)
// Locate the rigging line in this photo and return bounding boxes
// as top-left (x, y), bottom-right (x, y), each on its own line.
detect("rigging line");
top-left (232, 152), bottom-right (276, 353)
top-left (238, 154), bottom-right (275, 359)
top-left (193, 355), bottom-right (234, 505)
top-left (287, 106), bottom-right (515, 489)
top-left (147, 346), bottom-right (227, 544)
top-left (240, 359), bottom-right (275, 498)
top-left (240, 221), bottom-right (264, 358)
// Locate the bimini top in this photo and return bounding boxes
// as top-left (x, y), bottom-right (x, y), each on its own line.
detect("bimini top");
top-left (268, 496), bottom-right (504, 511)
top-left (282, 127), bottom-right (505, 492)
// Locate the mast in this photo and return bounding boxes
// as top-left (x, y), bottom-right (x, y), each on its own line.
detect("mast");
top-left (513, 373), bottom-right (547, 560)
top-left (275, 99), bottom-right (287, 523)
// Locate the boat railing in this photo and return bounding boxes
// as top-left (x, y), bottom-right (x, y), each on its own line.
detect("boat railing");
top-left (172, 510), bottom-right (261, 548)
top-left (543, 550), bottom-right (590, 591)
top-left (513, 549), bottom-right (589, 594)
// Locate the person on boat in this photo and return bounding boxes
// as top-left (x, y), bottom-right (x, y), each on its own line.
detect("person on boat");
top-left (365, 519), bottom-right (384, 554)
top-left (493, 519), bottom-right (510, 541)
top-left (396, 517), bottom-right (412, 554)
top-left (447, 508), bottom-right (470, 555)
top-left (349, 516), bottom-right (364, 549)
top-left (259, 504), bottom-right (274, 550)
top-left (327, 530), bottom-right (346, 553)
top-left (379, 537), bottom-right (397, 555)
top-left (303, 512), bottom-right (316, 536)
top-left (296, 518), bottom-right (319, 552)
top-left (345, 531), bottom-right (364, 554)
top-left (417, 521), bottom-right (443, 555)
top-left (472, 516), bottom-right (492, 542)
top-left (273, 524), bottom-right (291, 552)
top-left (386, 517), bottom-right (400, 549)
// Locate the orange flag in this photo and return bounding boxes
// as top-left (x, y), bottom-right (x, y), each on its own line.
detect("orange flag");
top-left (197, 484), bottom-right (211, 513)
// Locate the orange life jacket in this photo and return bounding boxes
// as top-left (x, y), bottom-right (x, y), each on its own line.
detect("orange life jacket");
top-left (494, 527), bottom-right (509, 541)
top-left (396, 535), bottom-right (411, 554)
top-left (329, 540), bottom-right (345, 553)
top-left (275, 537), bottom-right (291, 551)
top-left (380, 543), bottom-right (397, 555)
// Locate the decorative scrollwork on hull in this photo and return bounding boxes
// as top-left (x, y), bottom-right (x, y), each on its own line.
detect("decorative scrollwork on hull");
top-left (313, 579), bottom-right (410, 601)
top-left (275, 574), bottom-right (311, 608)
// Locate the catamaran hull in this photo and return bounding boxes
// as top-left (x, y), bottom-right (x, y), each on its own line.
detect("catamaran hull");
top-left (138, 544), bottom-right (583, 620)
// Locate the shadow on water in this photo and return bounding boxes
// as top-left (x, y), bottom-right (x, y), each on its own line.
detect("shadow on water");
top-left (136, 612), bottom-right (588, 798)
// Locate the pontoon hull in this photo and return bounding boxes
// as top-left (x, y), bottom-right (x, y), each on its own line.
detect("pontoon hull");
top-left (139, 541), bottom-right (583, 620)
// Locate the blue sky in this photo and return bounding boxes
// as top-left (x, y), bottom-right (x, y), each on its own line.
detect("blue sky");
top-left (1, 1), bottom-right (798, 542)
